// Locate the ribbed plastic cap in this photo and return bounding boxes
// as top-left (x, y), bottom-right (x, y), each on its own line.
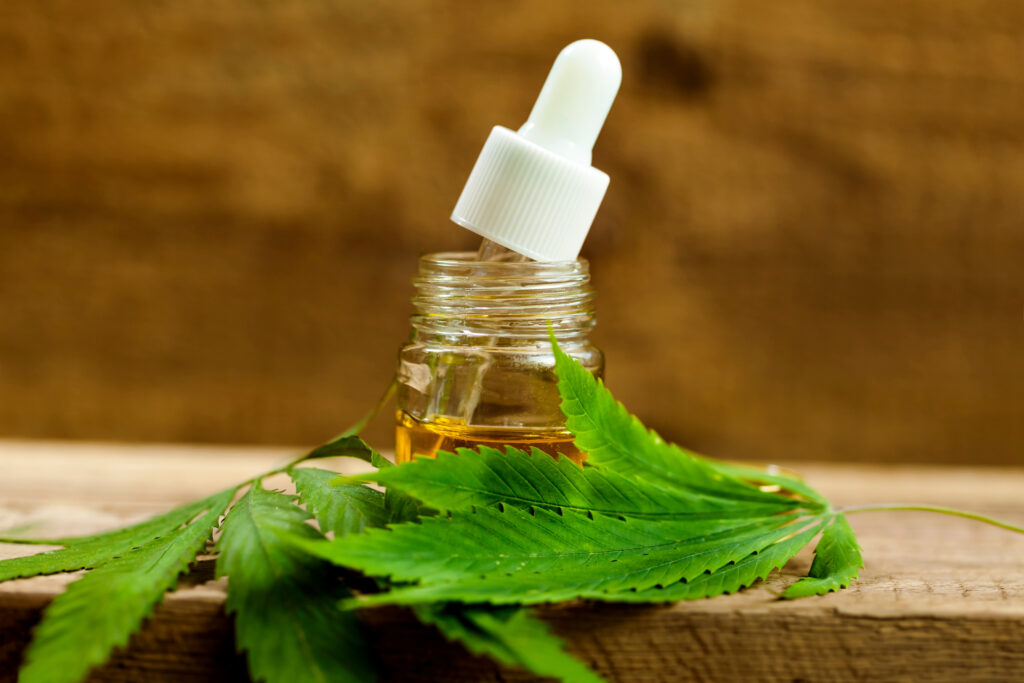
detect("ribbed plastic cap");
top-left (451, 40), bottom-right (621, 262)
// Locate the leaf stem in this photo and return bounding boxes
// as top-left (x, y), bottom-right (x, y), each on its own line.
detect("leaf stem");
top-left (838, 504), bottom-right (1024, 534)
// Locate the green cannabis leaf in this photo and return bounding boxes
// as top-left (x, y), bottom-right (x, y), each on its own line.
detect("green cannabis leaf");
top-left (304, 434), bottom-right (382, 463)
top-left (552, 338), bottom-right (822, 506)
top-left (291, 467), bottom-right (389, 537)
top-left (307, 504), bottom-right (808, 599)
top-left (0, 490), bottom-right (230, 582)
top-left (322, 435), bottom-right (424, 524)
top-left (309, 339), bottom-right (838, 612)
top-left (19, 489), bottom-right (235, 683)
top-left (598, 518), bottom-right (828, 602)
top-left (215, 482), bottom-right (373, 683)
top-left (414, 604), bottom-right (604, 683)
top-left (341, 445), bottom-right (800, 520)
top-left (782, 513), bottom-right (863, 598)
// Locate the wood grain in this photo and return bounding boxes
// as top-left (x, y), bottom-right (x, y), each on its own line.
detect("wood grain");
top-left (0, 1), bottom-right (1022, 466)
top-left (1, 441), bottom-right (1022, 681)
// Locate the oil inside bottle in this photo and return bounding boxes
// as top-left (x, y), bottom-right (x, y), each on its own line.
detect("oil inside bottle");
top-left (395, 411), bottom-right (585, 465)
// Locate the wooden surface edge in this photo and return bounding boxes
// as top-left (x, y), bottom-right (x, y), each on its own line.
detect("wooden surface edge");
top-left (3, 583), bottom-right (1024, 682)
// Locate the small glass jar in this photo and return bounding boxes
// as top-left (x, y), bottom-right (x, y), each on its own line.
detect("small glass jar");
top-left (394, 252), bottom-right (603, 464)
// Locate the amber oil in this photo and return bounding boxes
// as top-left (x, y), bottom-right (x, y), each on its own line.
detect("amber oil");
top-left (395, 410), bottom-right (584, 464)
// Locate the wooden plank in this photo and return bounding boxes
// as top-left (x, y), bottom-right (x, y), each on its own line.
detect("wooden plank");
top-left (0, 1), bottom-right (1022, 466)
top-left (1, 441), bottom-right (1022, 681)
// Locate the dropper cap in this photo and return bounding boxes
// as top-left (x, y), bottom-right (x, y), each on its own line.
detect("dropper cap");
top-left (451, 39), bottom-right (622, 262)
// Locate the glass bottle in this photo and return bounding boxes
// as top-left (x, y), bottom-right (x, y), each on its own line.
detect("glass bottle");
top-left (394, 251), bottom-right (603, 464)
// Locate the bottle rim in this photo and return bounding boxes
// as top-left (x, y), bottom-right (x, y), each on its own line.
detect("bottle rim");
top-left (410, 251), bottom-right (596, 341)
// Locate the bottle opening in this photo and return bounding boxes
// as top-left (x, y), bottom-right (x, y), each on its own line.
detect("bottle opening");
top-left (410, 251), bottom-right (596, 342)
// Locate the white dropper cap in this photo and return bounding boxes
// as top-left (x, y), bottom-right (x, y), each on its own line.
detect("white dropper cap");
top-left (451, 39), bottom-right (622, 262)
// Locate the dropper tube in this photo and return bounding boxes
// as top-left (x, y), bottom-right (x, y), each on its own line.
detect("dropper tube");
top-left (476, 238), bottom-right (530, 262)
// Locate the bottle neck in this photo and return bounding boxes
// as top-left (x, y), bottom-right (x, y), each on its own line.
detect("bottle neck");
top-left (410, 251), bottom-right (596, 343)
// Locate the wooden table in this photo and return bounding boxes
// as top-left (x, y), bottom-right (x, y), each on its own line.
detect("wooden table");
top-left (1, 440), bottom-right (1023, 682)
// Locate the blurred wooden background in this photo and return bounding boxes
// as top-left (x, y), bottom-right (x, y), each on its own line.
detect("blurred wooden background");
top-left (0, 1), bottom-right (1021, 465)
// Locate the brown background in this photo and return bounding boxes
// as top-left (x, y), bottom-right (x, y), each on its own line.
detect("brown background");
top-left (0, 1), bottom-right (1021, 466)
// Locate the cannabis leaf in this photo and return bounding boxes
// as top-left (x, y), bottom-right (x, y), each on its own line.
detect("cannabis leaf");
top-left (324, 435), bottom-right (424, 524)
top-left (595, 518), bottom-right (829, 602)
top-left (215, 482), bottom-right (373, 683)
top-left (343, 445), bottom-right (801, 520)
top-left (18, 488), bottom-right (235, 683)
top-left (304, 434), bottom-right (382, 463)
top-left (414, 604), bottom-right (604, 683)
top-left (0, 489), bottom-right (232, 581)
top-left (782, 513), bottom-right (863, 598)
top-left (297, 339), bottom-right (836, 610)
top-left (553, 338), bottom-right (817, 505)
top-left (298, 494), bottom-right (828, 607)
top-left (291, 467), bottom-right (389, 537)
